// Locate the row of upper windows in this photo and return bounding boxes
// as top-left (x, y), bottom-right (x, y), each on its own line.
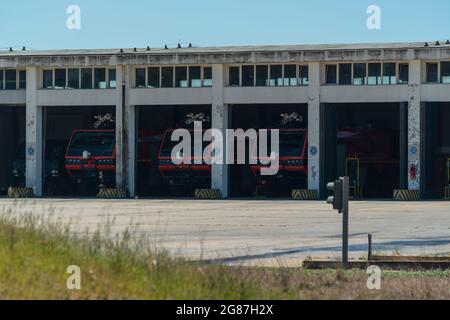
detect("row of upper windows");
top-left (3, 63), bottom-right (450, 91)
top-left (42, 68), bottom-right (117, 89)
top-left (135, 66), bottom-right (212, 88)
top-left (227, 64), bottom-right (309, 87)
top-left (0, 69), bottom-right (26, 90)
top-left (324, 63), bottom-right (409, 85)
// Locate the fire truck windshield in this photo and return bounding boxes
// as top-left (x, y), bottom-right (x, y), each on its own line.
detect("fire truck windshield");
top-left (67, 132), bottom-right (115, 157)
top-left (160, 132), bottom-right (210, 158)
top-left (256, 131), bottom-right (306, 158)
top-left (279, 131), bottom-right (306, 157)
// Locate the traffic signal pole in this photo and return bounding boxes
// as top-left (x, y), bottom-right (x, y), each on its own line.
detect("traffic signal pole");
top-left (342, 176), bottom-right (349, 269)
top-left (326, 176), bottom-right (350, 269)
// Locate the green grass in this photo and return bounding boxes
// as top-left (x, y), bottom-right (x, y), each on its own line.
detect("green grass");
top-left (0, 209), bottom-right (449, 300)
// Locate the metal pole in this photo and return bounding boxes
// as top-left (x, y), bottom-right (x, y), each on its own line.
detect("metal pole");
top-left (368, 234), bottom-right (373, 261)
top-left (342, 176), bottom-right (349, 269)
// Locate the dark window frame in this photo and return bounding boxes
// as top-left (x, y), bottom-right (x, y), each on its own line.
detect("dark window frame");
top-left (242, 65), bottom-right (255, 87)
top-left (161, 67), bottom-right (174, 88)
top-left (203, 67), bottom-right (212, 87)
top-left (43, 70), bottom-right (53, 89)
top-left (19, 70), bottom-right (26, 89)
top-left (5, 69), bottom-right (17, 90)
top-left (426, 63), bottom-right (439, 83)
top-left (228, 66), bottom-right (240, 86)
top-left (68, 68), bottom-right (80, 89)
top-left (94, 68), bottom-right (107, 89)
top-left (339, 64), bottom-right (352, 85)
top-left (147, 67), bottom-right (160, 88)
top-left (54, 68), bottom-right (67, 89)
top-left (135, 68), bottom-right (146, 88)
top-left (398, 63), bottom-right (409, 84)
top-left (353, 63), bottom-right (367, 85)
top-left (81, 68), bottom-right (93, 89)
top-left (325, 64), bottom-right (337, 84)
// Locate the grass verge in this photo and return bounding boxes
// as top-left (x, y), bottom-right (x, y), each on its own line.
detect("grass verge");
top-left (0, 209), bottom-right (449, 300)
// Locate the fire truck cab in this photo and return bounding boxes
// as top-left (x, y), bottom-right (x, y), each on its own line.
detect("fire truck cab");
top-left (64, 129), bottom-right (116, 191)
top-left (157, 129), bottom-right (211, 187)
top-left (250, 129), bottom-right (308, 188)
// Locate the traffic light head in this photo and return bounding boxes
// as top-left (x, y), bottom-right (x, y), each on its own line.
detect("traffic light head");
top-left (326, 179), bottom-right (344, 212)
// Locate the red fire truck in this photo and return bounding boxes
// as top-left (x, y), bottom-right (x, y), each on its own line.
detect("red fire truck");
top-left (250, 129), bottom-right (308, 188)
top-left (64, 129), bottom-right (116, 191)
top-left (157, 129), bottom-right (211, 187)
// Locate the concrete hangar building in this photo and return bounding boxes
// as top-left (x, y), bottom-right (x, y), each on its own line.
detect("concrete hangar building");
top-left (0, 41), bottom-right (450, 200)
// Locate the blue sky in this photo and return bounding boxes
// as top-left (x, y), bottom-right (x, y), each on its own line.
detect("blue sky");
top-left (1, 0), bottom-right (449, 50)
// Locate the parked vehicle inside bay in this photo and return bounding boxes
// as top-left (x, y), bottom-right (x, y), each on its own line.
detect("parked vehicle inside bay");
top-left (12, 140), bottom-right (68, 195)
top-left (64, 129), bottom-right (116, 193)
top-left (250, 129), bottom-right (308, 189)
top-left (157, 128), bottom-right (212, 188)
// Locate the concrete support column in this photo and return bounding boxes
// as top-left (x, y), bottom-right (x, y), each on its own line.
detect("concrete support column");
top-left (307, 62), bottom-right (321, 194)
top-left (115, 65), bottom-right (124, 189)
top-left (407, 60), bottom-right (422, 191)
top-left (211, 64), bottom-right (229, 198)
top-left (123, 66), bottom-right (136, 197)
top-left (25, 67), bottom-right (43, 196)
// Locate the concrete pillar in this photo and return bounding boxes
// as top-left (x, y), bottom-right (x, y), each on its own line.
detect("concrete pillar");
top-left (25, 67), bottom-right (43, 196)
top-left (211, 64), bottom-right (229, 198)
top-left (115, 65), bottom-right (124, 189)
top-left (407, 60), bottom-right (422, 191)
top-left (307, 62), bottom-right (321, 194)
top-left (123, 66), bottom-right (136, 197)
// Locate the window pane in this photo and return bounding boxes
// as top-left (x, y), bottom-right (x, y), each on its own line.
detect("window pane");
top-left (398, 64), bottom-right (409, 84)
top-left (5, 69), bottom-right (16, 89)
top-left (94, 68), bottom-right (106, 89)
top-left (108, 69), bottom-right (116, 88)
top-left (229, 67), bottom-right (240, 86)
top-left (175, 67), bottom-right (188, 88)
top-left (325, 65), bottom-right (337, 84)
top-left (68, 69), bottom-right (79, 89)
top-left (353, 63), bottom-right (366, 85)
top-left (43, 70), bottom-right (53, 88)
top-left (368, 63), bottom-right (381, 85)
top-left (54, 69), bottom-right (66, 88)
top-left (242, 65), bottom-right (255, 87)
top-left (339, 64), bottom-right (352, 85)
top-left (441, 62), bottom-right (450, 84)
top-left (270, 65), bottom-right (282, 86)
top-left (284, 65), bottom-right (297, 86)
top-left (426, 63), bottom-right (438, 83)
top-left (203, 67), bottom-right (212, 87)
top-left (161, 67), bottom-right (174, 88)
top-left (135, 68), bottom-right (146, 88)
top-left (255, 65), bottom-right (268, 86)
top-left (81, 68), bottom-right (93, 89)
top-left (0, 70), bottom-right (3, 90)
top-left (19, 70), bottom-right (26, 89)
top-left (189, 66), bottom-right (201, 87)
top-left (299, 65), bottom-right (309, 85)
top-left (383, 63), bottom-right (396, 84)
top-left (148, 67), bottom-right (160, 88)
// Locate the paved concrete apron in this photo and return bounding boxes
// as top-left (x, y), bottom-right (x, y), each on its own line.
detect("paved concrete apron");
top-left (1, 199), bottom-right (449, 266)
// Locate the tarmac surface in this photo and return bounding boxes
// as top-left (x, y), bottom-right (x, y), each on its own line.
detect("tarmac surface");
top-left (1, 198), bottom-right (449, 266)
